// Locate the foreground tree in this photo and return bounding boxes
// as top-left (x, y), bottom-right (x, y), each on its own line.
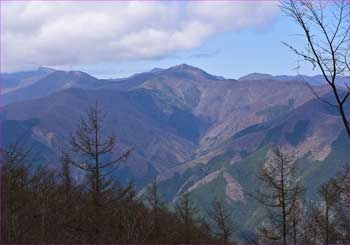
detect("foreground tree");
top-left (299, 176), bottom-right (347, 244)
top-left (175, 193), bottom-right (199, 243)
top-left (287, 199), bottom-right (304, 245)
top-left (320, 179), bottom-right (340, 244)
top-left (333, 163), bottom-right (350, 243)
top-left (2, 144), bottom-right (217, 244)
top-left (251, 148), bottom-right (304, 245)
top-left (299, 203), bottom-right (320, 244)
top-left (1, 143), bottom-right (72, 243)
top-left (281, 0), bottom-right (350, 141)
top-left (144, 177), bottom-right (170, 243)
top-left (66, 102), bottom-right (132, 239)
top-left (207, 197), bottom-right (234, 244)
top-left (1, 108), bottom-right (218, 244)
top-left (1, 143), bottom-right (35, 243)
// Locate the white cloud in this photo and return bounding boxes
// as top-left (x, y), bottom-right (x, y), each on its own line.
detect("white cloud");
top-left (1, 1), bottom-right (279, 72)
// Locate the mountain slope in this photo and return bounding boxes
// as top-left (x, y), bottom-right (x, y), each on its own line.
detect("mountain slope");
top-left (2, 64), bottom-right (349, 221)
top-left (239, 73), bottom-right (350, 86)
top-left (3, 87), bottom-right (206, 187)
top-left (2, 70), bottom-right (102, 105)
top-left (154, 93), bottom-right (349, 240)
top-left (1, 67), bottom-right (55, 94)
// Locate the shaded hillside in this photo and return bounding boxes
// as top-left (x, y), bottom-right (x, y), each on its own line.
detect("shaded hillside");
top-left (2, 64), bottom-right (348, 210)
top-left (3, 87), bottom-right (204, 188)
top-left (1, 67), bottom-right (54, 93)
top-left (2, 70), bottom-right (102, 105)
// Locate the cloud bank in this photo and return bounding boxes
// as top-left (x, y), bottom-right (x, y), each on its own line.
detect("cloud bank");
top-left (2, 1), bottom-right (278, 72)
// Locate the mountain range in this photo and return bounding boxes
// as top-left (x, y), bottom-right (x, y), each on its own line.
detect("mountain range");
top-left (2, 64), bottom-right (349, 239)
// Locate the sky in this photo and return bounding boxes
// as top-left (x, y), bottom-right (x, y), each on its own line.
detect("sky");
top-left (1, 1), bottom-right (318, 79)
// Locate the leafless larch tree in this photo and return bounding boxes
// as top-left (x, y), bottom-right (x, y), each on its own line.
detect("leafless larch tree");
top-left (250, 148), bottom-right (304, 245)
top-left (66, 102), bottom-right (132, 239)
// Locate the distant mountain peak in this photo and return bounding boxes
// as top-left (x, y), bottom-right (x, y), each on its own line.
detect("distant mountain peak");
top-left (149, 68), bottom-right (164, 73)
top-left (168, 63), bottom-right (201, 71)
top-left (238, 73), bottom-right (273, 81)
top-left (67, 70), bottom-right (92, 77)
top-left (165, 63), bottom-right (222, 81)
top-left (37, 66), bottom-right (56, 73)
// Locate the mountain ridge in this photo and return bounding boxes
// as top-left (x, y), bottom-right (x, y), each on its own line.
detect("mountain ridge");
top-left (2, 64), bottom-right (349, 239)
top-left (3, 65), bottom-right (344, 177)
top-left (5, 63), bottom-right (349, 101)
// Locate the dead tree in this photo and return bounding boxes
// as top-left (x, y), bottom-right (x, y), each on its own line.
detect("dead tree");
top-left (66, 102), bottom-right (132, 238)
top-left (281, 0), bottom-right (350, 141)
top-left (251, 148), bottom-right (304, 245)
top-left (207, 197), bottom-right (234, 245)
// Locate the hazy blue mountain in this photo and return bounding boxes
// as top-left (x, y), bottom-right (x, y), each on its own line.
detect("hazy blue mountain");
top-left (239, 73), bottom-right (349, 86)
top-left (2, 70), bottom-right (102, 105)
top-left (1, 67), bottom-right (55, 92)
top-left (2, 64), bottom-right (349, 229)
top-left (238, 73), bottom-right (273, 81)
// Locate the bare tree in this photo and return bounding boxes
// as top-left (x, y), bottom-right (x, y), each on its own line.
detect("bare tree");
top-left (66, 102), bottom-right (132, 238)
top-left (298, 166), bottom-right (350, 244)
top-left (60, 153), bottom-right (73, 202)
top-left (207, 197), bottom-right (234, 245)
top-left (1, 136), bottom-right (219, 243)
top-left (287, 199), bottom-right (304, 245)
top-left (145, 177), bottom-right (161, 232)
top-left (299, 203), bottom-right (320, 244)
top-left (318, 179), bottom-right (340, 245)
top-left (1, 143), bottom-right (34, 243)
top-left (175, 193), bottom-right (198, 243)
top-left (334, 163), bottom-right (350, 243)
top-left (281, 0), bottom-right (350, 141)
top-left (300, 179), bottom-right (340, 244)
top-left (144, 177), bottom-right (166, 243)
top-left (251, 148), bottom-right (304, 245)
top-left (1, 142), bottom-right (65, 243)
